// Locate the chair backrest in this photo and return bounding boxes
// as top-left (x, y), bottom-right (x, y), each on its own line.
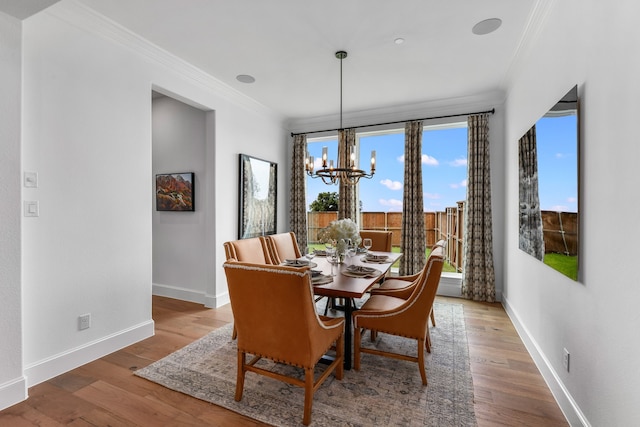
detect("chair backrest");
top-left (265, 232), bottom-right (301, 264)
top-left (431, 239), bottom-right (446, 251)
top-left (359, 230), bottom-right (393, 252)
top-left (223, 237), bottom-right (273, 264)
top-left (223, 260), bottom-right (335, 368)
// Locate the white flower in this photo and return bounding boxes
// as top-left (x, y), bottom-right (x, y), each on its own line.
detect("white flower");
top-left (318, 218), bottom-right (362, 246)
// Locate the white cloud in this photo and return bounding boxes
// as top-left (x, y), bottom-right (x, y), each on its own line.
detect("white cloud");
top-left (567, 197), bottom-right (577, 203)
top-left (450, 179), bottom-right (467, 189)
top-left (550, 205), bottom-right (569, 212)
top-left (449, 158), bottom-right (467, 167)
top-left (380, 179), bottom-right (403, 190)
top-left (422, 154), bottom-right (439, 166)
top-left (397, 154), bottom-right (439, 166)
top-left (379, 198), bottom-right (403, 211)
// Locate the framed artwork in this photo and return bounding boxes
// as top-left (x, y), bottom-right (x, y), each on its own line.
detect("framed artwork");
top-left (239, 154), bottom-right (277, 238)
top-left (156, 172), bottom-right (195, 211)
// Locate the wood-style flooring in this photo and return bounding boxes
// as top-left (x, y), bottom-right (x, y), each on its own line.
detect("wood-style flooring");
top-left (0, 296), bottom-right (568, 426)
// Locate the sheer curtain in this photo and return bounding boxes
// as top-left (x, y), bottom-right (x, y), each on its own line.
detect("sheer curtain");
top-left (290, 134), bottom-right (308, 249)
top-left (462, 113), bottom-right (496, 302)
top-left (338, 128), bottom-right (358, 221)
top-left (518, 125), bottom-right (545, 260)
top-left (400, 121), bottom-right (426, 275)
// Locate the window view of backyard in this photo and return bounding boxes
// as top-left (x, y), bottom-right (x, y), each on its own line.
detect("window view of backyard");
top-left (306, 123), bottom-right (468, 274)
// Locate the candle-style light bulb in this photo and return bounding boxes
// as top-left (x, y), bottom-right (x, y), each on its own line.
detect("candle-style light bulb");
top-left (309, 156), bottom-right (314, 172)
top-left (371, 150), bottom-right (376, 172)
top-left (322, 146), bottom-right (328, 168)
top-left (329, 159), bottom-right (334, 170)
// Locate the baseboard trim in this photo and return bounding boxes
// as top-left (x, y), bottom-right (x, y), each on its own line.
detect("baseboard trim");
top-left (0, 376), bottom-right (27, 411)
top-left (152, 283), bottom-right (230, 309)
top-left (502, 296), bottom-right (590, 427)
top-left (24, 320), bottom-right (154, 388)
top-left (152, 283), bottom-right (205, 305)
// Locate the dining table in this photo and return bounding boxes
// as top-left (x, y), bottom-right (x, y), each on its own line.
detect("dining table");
top-left (306, 250), bottom-right (402, 370)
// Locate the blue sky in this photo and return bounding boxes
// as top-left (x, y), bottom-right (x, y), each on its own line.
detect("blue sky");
top-left (535, 114), bottom-right (578, 213)
top-left (306, 124), bottom-right (468, 212)
top-left (306, 115), bottom-right (577, 214)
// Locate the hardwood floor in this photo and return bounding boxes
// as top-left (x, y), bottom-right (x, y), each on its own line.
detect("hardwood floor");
top-left (1, 296), bottom-right (568, 426)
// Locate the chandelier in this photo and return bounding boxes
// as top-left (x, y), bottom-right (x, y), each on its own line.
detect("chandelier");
top-left (305, 51), bottom-right (376, 185)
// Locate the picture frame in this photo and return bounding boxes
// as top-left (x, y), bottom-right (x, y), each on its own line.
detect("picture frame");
top-left (238, 154), bottom-right (277, 239)
top-left (156, 172), bottom-right (195, 211)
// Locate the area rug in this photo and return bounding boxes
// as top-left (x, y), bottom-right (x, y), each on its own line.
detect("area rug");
top-left (135, 302), bottom-right (476, 426)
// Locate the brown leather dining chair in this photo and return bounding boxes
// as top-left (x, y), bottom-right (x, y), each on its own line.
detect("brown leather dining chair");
top-left (370, 239), bottom-right (446, 344)
top-left (265, 231), bottom-right (302, 265)
top-left (359, 230), bottom-right (393, 252)
top-left (223, 260), bottom-right (344, 426)
top-left (223, 236), bottom-right (273, 264)
top-left (223, 236), bottom-right (274, 339)
top-left (352, 246), bottom-right (444, 385)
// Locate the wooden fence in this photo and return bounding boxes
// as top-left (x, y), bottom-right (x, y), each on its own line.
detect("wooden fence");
top-left (308, 204), bottom-right (576, 273)
top-left (308, 201), bottom-right (465, 272)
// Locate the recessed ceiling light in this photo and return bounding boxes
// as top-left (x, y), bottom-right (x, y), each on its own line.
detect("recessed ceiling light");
top-left (394, 37), bottom-right (405, 45)
top-left (236, 74), bottom-right (255, 84)
top-left (472, 18), bottom-right (502, 35)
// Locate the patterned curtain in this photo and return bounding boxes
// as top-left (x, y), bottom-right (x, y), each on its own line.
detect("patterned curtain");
top-left (338, 128), bottom-right (358, 222)
top-left (518, 126), bottom-right (545, 260)
top-left (462, 114), bottom-right (495, 301)
top-left (290, 134), bottom-right (308, 249)
top-left (399, 121), bottom-right (426, 275)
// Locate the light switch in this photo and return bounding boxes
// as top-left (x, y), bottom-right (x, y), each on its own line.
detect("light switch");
top-left (24, 201), bottom-right (39, 217)
top-left (24, 172), bottom-right (38, 188)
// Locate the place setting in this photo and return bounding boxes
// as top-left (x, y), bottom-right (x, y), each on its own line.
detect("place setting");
top-left (361, 253), bottom-right (392, 264)
top-left (341, 264), bottom-right (382, 278)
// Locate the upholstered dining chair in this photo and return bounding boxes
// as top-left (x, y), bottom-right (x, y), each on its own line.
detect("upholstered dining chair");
top-left (352, 246), bottom-right (444, 385)
top-left (371, 239), bottom-right (446, 341)
top-left (223, 260), bottom-right (344, 426)
top-left (265, 231), bottom-right (302, 265)
top-left (223, 236), bottom-right (273, 264)
top-left (223, 236), bottom-right (274, 339)
top-left (359, 230), bottom-right (393, 252)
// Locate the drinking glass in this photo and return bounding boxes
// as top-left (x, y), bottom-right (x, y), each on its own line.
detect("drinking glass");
top-left (363, 238), bottom-right (372, 253)
top-left (305, 246), bottom-right (316, 261)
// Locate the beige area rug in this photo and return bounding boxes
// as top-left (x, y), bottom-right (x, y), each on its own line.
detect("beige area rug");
top-left (135, 302), bottom-right (476, 426)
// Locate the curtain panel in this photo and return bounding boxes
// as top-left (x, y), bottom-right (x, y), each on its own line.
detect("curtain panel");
top-left (462, 113), bottom-right (496, 302)
top-left (338, 128), bottom-right (358, 222)
top-left (290, 134), bottom-right (308, 249)
top-left (400, 121), bottom-right (426, 275)
top-left (518, 125), bottom-right (545, 260)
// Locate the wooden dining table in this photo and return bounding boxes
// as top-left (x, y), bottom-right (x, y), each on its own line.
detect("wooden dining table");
top-left (309, 251), bottom-right (402, 370)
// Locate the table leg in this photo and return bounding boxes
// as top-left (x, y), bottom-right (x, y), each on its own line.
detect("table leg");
top-left (343, 298), bottom-right (353, 370)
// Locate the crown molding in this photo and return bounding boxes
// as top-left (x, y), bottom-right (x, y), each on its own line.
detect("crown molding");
top-left (286, 90), bottom-right (505, 135)
top-left (43, 0), bottom-right (284, 122)
top-left (502, 0), bottom-right (556, 96)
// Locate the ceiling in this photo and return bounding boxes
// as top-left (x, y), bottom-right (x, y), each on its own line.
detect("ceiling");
top-left (3, 0), bottom-right (541, 121)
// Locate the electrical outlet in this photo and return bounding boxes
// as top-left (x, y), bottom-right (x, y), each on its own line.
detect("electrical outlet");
top-left (79, 313), bottom-right (91, 330)
top-left (563, 348), bottom-right (570, 372)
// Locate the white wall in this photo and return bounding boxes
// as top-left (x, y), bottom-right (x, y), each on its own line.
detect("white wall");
top-left (8, 0), bottom-right (287, 401)
top-left (0, 11), bottom-right (27, 408)
top-left (152, 96), bottom-right (212, 304)
top-left (504, 0), bottom-right (640, 425)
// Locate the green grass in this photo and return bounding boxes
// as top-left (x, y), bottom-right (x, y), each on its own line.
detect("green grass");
top-left (308, 244), bottom-right (458, 273)
top-left (543, 253), bottom-right (578, 280)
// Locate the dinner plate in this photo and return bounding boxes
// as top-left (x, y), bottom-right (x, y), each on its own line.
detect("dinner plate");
top-left (283, 259), bottom-right (318, 268)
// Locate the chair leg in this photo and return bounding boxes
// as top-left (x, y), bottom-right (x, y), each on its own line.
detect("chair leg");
top-left (430, 308), bottom-right (436, 327)
top-left (235, 349), bottom-right (246, 401)
top-left (418, 338), bottom-right (428, 385)
top-left (425, 327), bottom-right (431, 353)
top-left (302, 367), bottom-right (314, 426)
top-left (370, 329), bottom-right (377, 342)
top-left (232, 325), bottom-right (237, 340)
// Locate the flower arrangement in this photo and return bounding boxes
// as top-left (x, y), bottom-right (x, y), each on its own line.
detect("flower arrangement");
top-left (318, 218), bottom-right (362, 246)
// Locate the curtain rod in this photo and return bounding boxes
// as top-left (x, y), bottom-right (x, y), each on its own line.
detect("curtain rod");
top-left (290, 108), bottom-right (495, 137)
